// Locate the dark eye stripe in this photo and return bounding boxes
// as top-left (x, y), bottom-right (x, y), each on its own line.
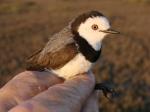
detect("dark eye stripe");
top-left (91, 24), bottom-right (98, 30)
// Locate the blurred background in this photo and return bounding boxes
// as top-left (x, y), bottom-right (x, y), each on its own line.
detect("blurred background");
top-left (0, 0), bottom-right (150, 111)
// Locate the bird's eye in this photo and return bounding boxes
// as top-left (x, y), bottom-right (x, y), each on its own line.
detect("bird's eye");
top-left (91, 24), bottom-right (98, 30)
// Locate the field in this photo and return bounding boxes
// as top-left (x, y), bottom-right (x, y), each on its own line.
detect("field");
top-left (0, 0), bottom-right (150, 111)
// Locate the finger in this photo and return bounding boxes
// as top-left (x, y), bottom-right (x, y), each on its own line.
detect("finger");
top-left (81, 91), bottom-right (99, 112)
top-left (9, 72), bottom-right (95, 112)
top-left (0, 71), bottom-right (63, 112)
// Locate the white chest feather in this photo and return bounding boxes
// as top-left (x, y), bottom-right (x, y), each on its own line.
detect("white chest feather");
top-left (52, 53), bottom-right (92, 79)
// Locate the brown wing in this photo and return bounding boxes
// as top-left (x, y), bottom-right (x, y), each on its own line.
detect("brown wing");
top-left (26, 43), bottom-right (78, 71)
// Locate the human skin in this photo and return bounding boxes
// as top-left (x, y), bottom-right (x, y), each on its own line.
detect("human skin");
top-left (0, 71), bottom-right (99, 112)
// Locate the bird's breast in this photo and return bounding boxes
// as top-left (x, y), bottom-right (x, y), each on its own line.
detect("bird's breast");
top-left (52, 53), bottom-right (92, 79)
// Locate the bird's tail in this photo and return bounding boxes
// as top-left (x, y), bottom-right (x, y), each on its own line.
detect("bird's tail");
top-left (25, 49), bottom-right (45, 71)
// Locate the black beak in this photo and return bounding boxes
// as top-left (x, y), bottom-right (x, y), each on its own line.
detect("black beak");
top-left (100, 28), bottom-right (120, 34)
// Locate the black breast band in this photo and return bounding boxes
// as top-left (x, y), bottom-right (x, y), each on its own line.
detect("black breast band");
top-left (73, 34), bottom-right (101, 63)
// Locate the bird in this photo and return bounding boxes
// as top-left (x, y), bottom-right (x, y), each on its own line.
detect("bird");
top-left (26, 11), bottom-right (120, 97)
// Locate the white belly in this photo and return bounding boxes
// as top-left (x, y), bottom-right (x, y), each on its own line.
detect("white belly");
top-left (53, 53), bottom-right (92, 79)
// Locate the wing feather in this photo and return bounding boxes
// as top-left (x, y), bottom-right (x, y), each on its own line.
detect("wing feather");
top-left (26, 26), bottom-right (78, 71)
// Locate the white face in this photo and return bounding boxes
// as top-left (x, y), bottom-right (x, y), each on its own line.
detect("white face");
top-left (77, 16), bottom-right (110, 50)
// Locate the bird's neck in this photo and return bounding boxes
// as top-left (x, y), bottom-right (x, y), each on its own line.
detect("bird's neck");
top-left (78, 33), bottom-right (104, 51)
top-left (87, 40), bottom-right (102, 51)
top-left (73, 34), bottom-right (101, 62)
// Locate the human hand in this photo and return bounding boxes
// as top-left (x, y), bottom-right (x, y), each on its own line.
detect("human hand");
top-left (0, 71), bottom-right (99, 112)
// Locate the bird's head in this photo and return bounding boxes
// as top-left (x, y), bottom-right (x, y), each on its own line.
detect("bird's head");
top-left (71, 11), bottom-right (120, 50)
